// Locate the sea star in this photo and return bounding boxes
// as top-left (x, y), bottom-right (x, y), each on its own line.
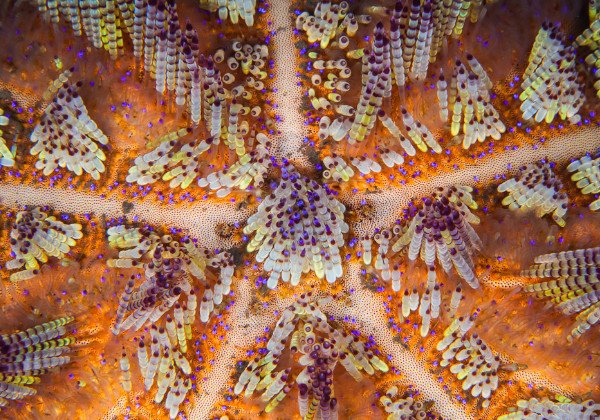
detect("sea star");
top-left (0, 0), bottom-right (599, 419)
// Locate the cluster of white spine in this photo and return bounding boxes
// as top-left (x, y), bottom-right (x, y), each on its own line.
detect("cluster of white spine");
top-left (295, 1), bottom-right (369, 49)
top-left (359, 229), bottom-right (403, 292)
top-left (378, 147), bottom-right (406, 169)
top-left (198, 132), bottom-right (271, 197)
top-left (350, 156), bottom-right (382, 175)
top-left (576, 3), bottom-right (600, 98)
top-left (379, 386), bottom-right (432, 419)
top-left (522, 247), bottom-right (600, 341)
top-left (183, 42), bottom-right (252, 133)
top-left (0, 107), bottom-right (15, 167)
top-left (221, 101), bottom-right (246, 156)
top-left (391, 0), bottom-right (433, 83)
top-left (362, 226), bottom-right (464, 326)
top-left (391, 186), bottom-right (481, 288)
top-left (399, 269), bottom-right (442, 337)
top-left (234, 293), bottom-right (388, 417)
top-left (31, 0), bottom-right (253, 127)
top-left (244, 162), bottom-right (348, 288)
top-left (345, 23), bottom-right (441, 153)
top-left (379, 108), bottom-right (441, 158)
top-left (437, 54), bottom-right (505, 149)
top-left (347, 23), bottom-right (391, 144)
top-left (5, 207), bottom-right (83, 282)
top-left (389, 0), bottom-right (483, 84)
top-left (322, 154), bottom-right (354, 183)
top-left (126, 128), bottom-right (210, 189)
top-left (437, 316), bottom-right (504, 408)
top-left (184, 41), bottom-right (222, 129)
top-left (318, 106), bottom-right (350, 136)
top-left (107, 225), bottom-right (234, 333)
top-left (32, 0), bottom-right (129, 59)
top-left (499, 395), bottom-right (600, 420)
top-left (31, 69), bottom-right (108, 180)
top-left (217, 42), bottom-right (269, 152)
top-left (520, 22), bottom-right (584, 124)
top-left (136, 323), bottom-right (193, 419)
top-left (0, 317), bottom-right (75, 407)
top-left (307, 62), bottom-right (352, 113)
top-left (498, 162), bottom-right (568, 227)
top-left (567, 154), bottom-right (600, 211)
top-left (198, 0), bottom-right (257, 26)
top-left (218, 42), bottom-right (269, 83)
top-left (349, 149), bottom-right (410, 175)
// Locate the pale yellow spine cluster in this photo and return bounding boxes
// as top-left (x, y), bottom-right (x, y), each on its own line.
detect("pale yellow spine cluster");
top-left (213, 42), bottom-right (269, 147)
top-left (234, 294), bottom-right (387, 417)
top-left (137, 324), bottom-right (193, 419)
top-left (576, 1), bottom-right (600, 98)
top-left (378, 110), bottom-right (416, 157)
top-left (379, 147), bottom-right (405, 169)
top-left (306, 61), bottom-right (352, 114)
top-left (0, 108), bottom-right (15, 167)
top-left (347, 23), bottom-right (392, 144)
top-left (522, 247), bottom-right (600, 341)
top-left (0, 316), bottom-right (76, 407)
top-left (379, 386), bottom-right (431, 419)
top-left (6, 207), bottom-right (82, 282)
top-left (350, 156), bottom-right (382, 175)
top-left (398, 107), bottom-right (441, 153)
top-left (128, 38), bottom-right (272, 190)
top-left (31, 1), bottom-right (262, 127)
top-left (361, 229), bottom-right (402, 292)
top-left (440, 53), bottom-right (505, 149)
top-left (322, 154), bottom-right (354, 183)
top-left (437, 316), bottom-right (502, 408)
top-left (567, 154), bottom-right (600, 211)
top-left (319, 115), bottom-right (352, 142)
top-left (332, 21), bottom-right (441, 152)
top-left (220, 42), bottom-right (269, 97)
top-left (520, 22), bottom-right (584, 124)
top-left (498, 162), bottom-right (568, 226)
top-left (198, 132), bottom-right (271, 197)
top-left (400, 269), bottom-right (442, 337)
top-left (107, 225), bottom-right (233, 333)
top-left (392, 186), bottom-right (481, 288)
top-left (198, 0), bottom-right (257, 26)
top-left (244, 163), bottom-right (348, 288)
top-left (33, 0), bottom-right (127, 59)
top-left (390, 0), bottom-right (488, 84)
top-left (31, 69), bottom-right (109, 180)
top-left (499, 395), bottom-right (600, 419)
top-left (295, 1), bottom-right (367, 49)
top-left (125, 129), bottom-right (210, 189)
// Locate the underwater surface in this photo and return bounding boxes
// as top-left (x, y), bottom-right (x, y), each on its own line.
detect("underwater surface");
top-left (0, 0), bottom-right (599, 418)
